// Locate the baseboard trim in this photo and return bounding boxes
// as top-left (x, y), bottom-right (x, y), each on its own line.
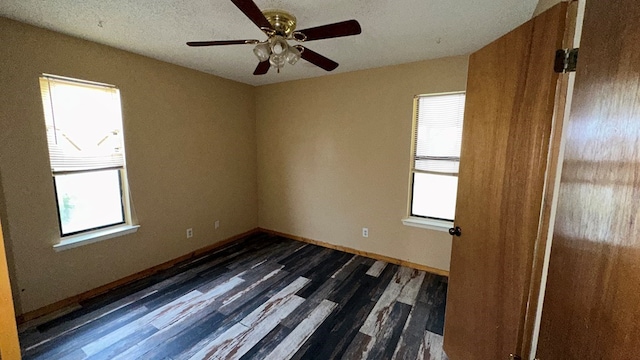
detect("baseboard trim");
top-left (17, 227), bottom-right (448, 324)
top-left (16, 228), bottom-right (260, 324)
top-left (259, 228), bottom-right (450, 278)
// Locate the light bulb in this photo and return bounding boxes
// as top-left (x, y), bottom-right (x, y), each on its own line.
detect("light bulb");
top-left (271, 36), bottom-right (288, 55)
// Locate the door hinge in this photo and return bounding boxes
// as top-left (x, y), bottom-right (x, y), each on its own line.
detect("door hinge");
top-left (554, 48), bottom-right (579, 73)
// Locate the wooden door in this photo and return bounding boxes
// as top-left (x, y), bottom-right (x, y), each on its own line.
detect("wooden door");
top-left (0, 218), bottom-right (20, 359)
top-left (443, 4), bottom-right (569, 359)
top-left (537, 0), bottom-right (640, 358)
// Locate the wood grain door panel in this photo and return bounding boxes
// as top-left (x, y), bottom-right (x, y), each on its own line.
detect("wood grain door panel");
top-left (0, 218), bottom-right (20, 359)
top-left (443, 4), bottom-right (568, 359)
top-left (537, 0), bottom-right (640, 358)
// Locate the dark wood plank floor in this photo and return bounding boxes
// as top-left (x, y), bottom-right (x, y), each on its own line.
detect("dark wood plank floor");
top-left (18, 233), bottom-right (449, 360)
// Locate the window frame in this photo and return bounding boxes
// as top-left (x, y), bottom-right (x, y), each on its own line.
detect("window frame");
top-left (39, 74), bottom-right (138, 249)
top-left (403, 91), bottom-right (466, 231)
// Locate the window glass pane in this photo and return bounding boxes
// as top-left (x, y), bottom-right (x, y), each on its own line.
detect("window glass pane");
top-left (411, 172), bottom-right (458, 220)
top-left (54, 169), bottom-right (124, 235)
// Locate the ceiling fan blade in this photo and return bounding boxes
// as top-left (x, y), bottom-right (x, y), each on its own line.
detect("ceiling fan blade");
top-left (253, 61), bottom-right (270, 75)
top-left (296, 20), bottom-right (361, 41)
top-left (300, 47), bottom-right (339, 71)
top-left (186, 40), bottom-right (259, 47)
top-left (230, 0), bottom-right (273, 31)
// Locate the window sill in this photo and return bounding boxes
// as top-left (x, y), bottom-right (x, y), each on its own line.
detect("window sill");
top-left (53, 224), bottom-right (140, 251)
top-left (402, 217), bottom-right (453, 232)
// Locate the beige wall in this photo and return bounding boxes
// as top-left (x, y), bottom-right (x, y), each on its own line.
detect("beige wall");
top-left (256, 56), bottom-right (468, 272)
top-left (0, 17), bottom-right (258, 314)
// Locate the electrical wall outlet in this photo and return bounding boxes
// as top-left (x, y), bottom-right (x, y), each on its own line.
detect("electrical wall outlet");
top-left (362, 227), bottom-right (369, 238)
top-left (215, 220), bottom-right (220, 229)
top-left (186, 228), bottom-right (193, 238)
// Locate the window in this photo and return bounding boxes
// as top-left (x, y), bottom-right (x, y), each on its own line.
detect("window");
top-left (39, 75), bottom-right (134, 240)
top-left (406, 92), bottom-right (465, 227)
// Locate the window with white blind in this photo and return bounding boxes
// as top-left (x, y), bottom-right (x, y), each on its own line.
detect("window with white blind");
top-left (407, 92), bottom-right (465, 225)
top-left (39, 75), bottom-right (134, 239)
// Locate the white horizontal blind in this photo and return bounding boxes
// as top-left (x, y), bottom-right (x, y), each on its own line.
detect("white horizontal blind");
top-left (413, 93), bottom-right (466, 174)
top-left (40, 76), bottom-right (125, 172)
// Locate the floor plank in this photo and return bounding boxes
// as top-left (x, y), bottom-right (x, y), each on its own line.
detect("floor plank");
top-left (186, 277), bottom-right (309, 360)
top-left (366, 260), bottom-right (388, 278)
top-left (360, 266), bottom-right (423, 336)
top-left (292, 264), bottom-right (399, 360)
top-left (263, 299), bottom-right (337, 360)
top-left (392, 293), bottom-right (434, 360)
top-left (19, 233), bottom-right (450, 360)
top-left (416, 331), bottom-right (449, 360)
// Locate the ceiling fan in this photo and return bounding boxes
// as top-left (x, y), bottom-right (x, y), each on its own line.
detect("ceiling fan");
top-left (187, 0), bottom-right (362, 75)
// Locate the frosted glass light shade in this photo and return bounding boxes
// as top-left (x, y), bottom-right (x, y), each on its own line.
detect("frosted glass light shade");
top-left (269, 53), bottom-right (286, 68)
top-left (271, 36), bottom-right (288, 55)
top-left (286, 45), bottom-right (301, 65)
top-left (253, 43), bottom-right (270, 62)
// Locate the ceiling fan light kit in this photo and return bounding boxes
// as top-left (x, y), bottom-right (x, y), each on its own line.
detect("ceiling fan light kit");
top-left (187, 0), bottom-right (362, 75)
top-left (259, 34), bottom-right (299, 72)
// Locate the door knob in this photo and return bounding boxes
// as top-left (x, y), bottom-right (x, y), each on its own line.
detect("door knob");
top-left (449, 226), bottom-right (461, 237)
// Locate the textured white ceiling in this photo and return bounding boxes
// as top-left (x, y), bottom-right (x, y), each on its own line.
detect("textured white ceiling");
top-left (0, 0), bottom-right (538, 86)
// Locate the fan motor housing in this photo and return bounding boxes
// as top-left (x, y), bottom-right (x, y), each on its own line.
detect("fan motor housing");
top-left (263, 10), bottom-right (297, 36)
